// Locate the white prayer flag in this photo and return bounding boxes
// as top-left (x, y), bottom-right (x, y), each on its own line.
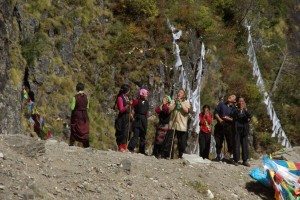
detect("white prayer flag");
top-left (245, 19), bottom-right (291, 148)
top-left (173, 30), bottom-right (182, 41)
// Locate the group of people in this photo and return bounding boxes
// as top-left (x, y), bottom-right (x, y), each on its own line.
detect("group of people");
top-left (114, 84), bottom-right (150, 154)
top-left (113, 84), bottom-right (191, 159)
top-left (69, 83), bottom-right (252, 167)
top-left (213, 94), bottom-right (252, 166)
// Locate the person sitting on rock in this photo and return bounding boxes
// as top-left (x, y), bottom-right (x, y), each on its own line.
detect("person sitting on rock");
top-left (153, 95), bottom-right (171, 158)
top-left (69, 83), bottom-right (90, 148)
top-left (128, 88), bottom-right (149, 154)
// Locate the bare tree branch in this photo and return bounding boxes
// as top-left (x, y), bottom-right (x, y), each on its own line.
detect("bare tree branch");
top-left (270, 50), bottom-right (288, 94)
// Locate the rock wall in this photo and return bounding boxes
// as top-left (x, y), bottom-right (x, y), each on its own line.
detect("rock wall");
top-left (0, 0), bottom-right (23, 134)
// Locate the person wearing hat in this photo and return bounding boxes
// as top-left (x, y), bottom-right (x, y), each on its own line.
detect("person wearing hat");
top-left (127, 88), bottom-right (149, 154)
top-left (69, 83), bottom-right (90, 148)
top-left (153, 95), bottom-right (172, 158)
top-left (114, 84), bottom-right (132, 152)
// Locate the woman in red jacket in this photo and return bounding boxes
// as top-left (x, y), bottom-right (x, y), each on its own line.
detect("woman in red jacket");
top-left (199, 104), bottom-right (213, 159)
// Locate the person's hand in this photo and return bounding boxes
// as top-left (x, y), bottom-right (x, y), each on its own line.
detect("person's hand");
top-left (223, 116), bottom-right (231, 121)
top-left (242, 102), bottom-right (247, 110)
top-left (239, 101), bottom-right (246, 110)
top-left (219, 118), bottom-right (224, 124)
top-left (128, 100), bottom-right (133, 105)
top-left (204, 110), bottom-right (210, 116)
top-left (163, 98), bottom-right (168, 104)
top-left (176, 98), bottom-right (182, 103)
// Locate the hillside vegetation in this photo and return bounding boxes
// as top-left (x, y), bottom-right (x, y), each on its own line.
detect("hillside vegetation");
top-left (8, 0), bottom-right (300, 152)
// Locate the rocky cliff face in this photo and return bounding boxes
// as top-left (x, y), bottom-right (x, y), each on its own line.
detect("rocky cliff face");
top-left (0, 0), bottom-right (23, 135)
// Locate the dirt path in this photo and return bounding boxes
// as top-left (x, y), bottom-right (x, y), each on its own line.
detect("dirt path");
top-left (0, 135), bottom-right (275, 199)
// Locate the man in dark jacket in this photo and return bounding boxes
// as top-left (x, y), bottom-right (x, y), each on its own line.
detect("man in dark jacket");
top-left (213, 94), bottom-right (236, 161)
top-left (231, 96), bottom-right (252, 167)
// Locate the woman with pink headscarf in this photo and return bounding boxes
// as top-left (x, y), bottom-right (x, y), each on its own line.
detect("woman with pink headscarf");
top-left (127, 88), bottom-right (149, 154)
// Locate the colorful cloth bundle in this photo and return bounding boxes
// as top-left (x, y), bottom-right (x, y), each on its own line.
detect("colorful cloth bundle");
top-left (23, 88), bottom-right (52, 139)
top-left (249, 157), bottom-right (300, 200)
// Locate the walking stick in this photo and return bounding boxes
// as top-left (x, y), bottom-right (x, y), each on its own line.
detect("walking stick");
top-left (192, 132), bottom-right (199, 155)
top-left (223, 135), bottom-right (227, 159)
top-left (169, 110), bottom-right (179, 159)
top-left (169, 128), bottom-right (176, 159)
top-left (126, 104), bottom-right (132, 146)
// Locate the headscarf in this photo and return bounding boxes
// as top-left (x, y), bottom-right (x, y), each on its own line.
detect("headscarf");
top-left (159, 95), bottom-right (172, 110)
top-left (139, 88), bottom-right (148, 97)
top-left (165, 95), bottom-right (172, 103)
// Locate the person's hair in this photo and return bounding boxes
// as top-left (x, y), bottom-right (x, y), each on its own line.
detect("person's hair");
top-left (113, 84), bottom-right (130, 110)
top-left (202, 104), bottom-right (210, 111)
top-left (120, 84), bottom-right (130, 95)
top-left (237, 96), bottom-right (244, 102)
top-left (76, 83), bottom-right (84, 92)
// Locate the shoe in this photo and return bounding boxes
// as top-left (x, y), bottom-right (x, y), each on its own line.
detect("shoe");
top-left (127, 148), bottom-right (134, 153)
top-left (121, 148), bottom-right (129, 152)
top-left (233, 162), bottom-right (239, 166)
top-left (242, 161), bottom-right (250, 167)
top-left (117, 145), bottom-right (122, 151)
top-left (214, 156), bottom-right (221, 162)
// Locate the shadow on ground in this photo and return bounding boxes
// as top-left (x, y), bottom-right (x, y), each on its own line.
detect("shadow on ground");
top-left (245, 181), bottom-right (274, 200)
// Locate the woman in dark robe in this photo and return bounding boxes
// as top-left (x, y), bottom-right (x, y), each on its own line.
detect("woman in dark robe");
top-left (114, 84), bottom-right (132, 152)
top-left (231, 96), bottom-right (252, 167)
top-left (69, 83), bottom-right (90, 148)
top-left (128, 88), bottom-right (149, 154)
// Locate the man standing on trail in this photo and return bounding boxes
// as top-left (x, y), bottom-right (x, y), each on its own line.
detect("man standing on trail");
top-left (69, 83), bottom-right (90, 148)
top-left (231, 96), bottom-right (252, 167)
top-left (213, 94), bottom-right (236, 161)
top-left (127, 88), bottom-right (149, 154)
top-left (114, 84), bottom-right (132, 152)
top-left (163, 89), bottom-right (190, 159)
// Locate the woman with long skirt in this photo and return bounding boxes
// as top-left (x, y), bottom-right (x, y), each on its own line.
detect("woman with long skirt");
top-left (70, 83), bottom-right (90, 148)
top-left (153, 95), bottom-right (171, 158)
top-left (114, 84), bottom-right (132, 152)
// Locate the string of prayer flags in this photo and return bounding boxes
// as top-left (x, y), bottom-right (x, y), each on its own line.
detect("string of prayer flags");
top-left (23, 88), bottom-right (52, 139)
top-left (245, 19), bottom-right (292, 148)
top-left (168, 19), bottom-right (183, 70)
top-left (191, 43), bottom-right (205, 135)
top-left (167, 20), bottom-right (207, 155)
top-left (121, 47), bottom-right (156, 55)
